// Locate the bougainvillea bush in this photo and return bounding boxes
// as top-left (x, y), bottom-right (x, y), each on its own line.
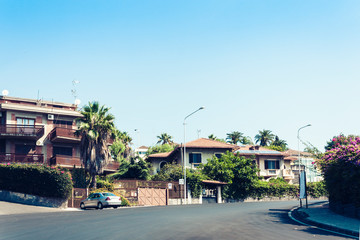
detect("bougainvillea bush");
top-left (0, 163), bottom-right (73, 199)
top-left (317, 135), bottom-right (360, 207)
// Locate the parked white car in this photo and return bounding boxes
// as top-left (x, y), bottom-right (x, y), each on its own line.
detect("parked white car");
top-left (80, 192), bottom-right (122, 210)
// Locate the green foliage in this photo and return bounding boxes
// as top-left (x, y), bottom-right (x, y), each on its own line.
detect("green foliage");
top-left (108, 157), bottom-right (152, 180)
top-left (156, 133), bottom-right (174, 145)
top-left (202, 151), bottom-right (259, 200)
top-left (147, 143), bottom-right (175, 156)
top-left (110, 130), bottom-right (132, 162)
top-left (266, 145), bottom-right (284, 152)
top-left (186, 170), bottom-right (208, 198)
top-left (226, 131), bottom-right (244, 145)
top-left (72, 168), bottom-right (89, 188)
top-left (0, 164), bottom-right (72, 199)
top-left (96, 179), bottom-right (114, 192)
top-left (307, 181), bottom-right (328, 198)
top-left (151, 163), bottom-right (183, 181)
top-left (269, 135), bottom-right (288, 151)
top-left (255, 129), bottom-right (275, 146)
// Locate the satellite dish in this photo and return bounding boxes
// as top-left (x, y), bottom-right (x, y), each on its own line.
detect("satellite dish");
top-left (2, 89), bottom-right (9, 96)
top-left (74, 99), bottom-right (81, 105)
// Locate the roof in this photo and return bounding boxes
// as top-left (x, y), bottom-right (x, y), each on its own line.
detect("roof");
top-left (283, 149), bottom-right (313, 157)
top-left (185, 138), bottom-right (238, 149)
top-left (202, 180), bottom-right (228, 185)
top-left (235, 145), bottom-right (283, 156)
top-left (147, 152), bottom-right (173, 158)
top-left (137, 146), bottom-right (149, 150)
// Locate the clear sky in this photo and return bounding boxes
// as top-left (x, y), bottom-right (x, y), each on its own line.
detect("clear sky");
top-left (1, 0), bottom-right (360, 151)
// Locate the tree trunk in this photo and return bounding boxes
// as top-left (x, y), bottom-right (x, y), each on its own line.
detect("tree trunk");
top-left (90, 174), bottom-right (97, 189)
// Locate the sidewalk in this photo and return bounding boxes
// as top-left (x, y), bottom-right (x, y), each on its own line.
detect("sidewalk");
top-left (0, 201), bottom-right (80, 215)
top-left (290, 201), bottom-right (360, 238)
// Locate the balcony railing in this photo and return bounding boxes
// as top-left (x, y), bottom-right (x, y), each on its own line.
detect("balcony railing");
top-left (49, 127), bottom-right (81, 143)
top-left (0, 124), bottom-right (44, 139)
top-left (0, 153), bottom-right (44, 164)
top-left (49, 155), bottom-right (82, 168)
top-left (282, 169), bottom-right (295, 179)
top-left (49, 155), bottom-right (120, 172)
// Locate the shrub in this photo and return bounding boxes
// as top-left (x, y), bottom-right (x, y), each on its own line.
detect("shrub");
top-left (72, 167), bottom-right (89, 188)
top-left (307, 181), bottom-right (328, 198)
top-left (0, 163), bottom-right (72, 199)
top-left (96, 179), bottom-right (114, 192)
top-left (251, 179), bottom-right (298, 199)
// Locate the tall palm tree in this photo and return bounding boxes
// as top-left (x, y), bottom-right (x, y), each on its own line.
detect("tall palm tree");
top-left (226, 131), bottom-right (244, 145)
top-left (208, 134), bottom-right (218, 141)
top-left (272, 135), bottom-right (288, 150)
top-left (254, 129), bottom-right (275, 146)
top-left (157, 133), bottom-right (173, 145)
top-left (76, 101), bottom-right (115, 188)
top-left (110, 130), bottom-right (133, 162)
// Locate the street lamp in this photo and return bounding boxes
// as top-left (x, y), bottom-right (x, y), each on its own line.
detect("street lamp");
top-left (183, 106), bottom-right (204, 204)
top-left (297, 124), bottom-right (311, 207)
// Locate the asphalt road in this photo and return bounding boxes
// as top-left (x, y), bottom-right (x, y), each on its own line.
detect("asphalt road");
top-left (0, 201), bottom-right (353, 240)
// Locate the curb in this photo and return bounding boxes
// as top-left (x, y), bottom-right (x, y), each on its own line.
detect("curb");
top-left (288, 206), bottom-right (359, 239)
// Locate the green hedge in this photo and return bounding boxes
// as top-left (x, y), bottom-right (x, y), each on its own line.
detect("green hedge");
top-left (0, 163), bottom-right (72, 199)
top-left (250, 179), bottom-right (327, 199)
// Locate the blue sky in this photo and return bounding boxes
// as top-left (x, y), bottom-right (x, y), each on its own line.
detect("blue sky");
top-left (1, 0), bottom-right (360, 151)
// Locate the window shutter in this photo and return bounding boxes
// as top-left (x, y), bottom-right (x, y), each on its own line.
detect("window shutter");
top-left (276, 161), bottom-right (280, 169)
top-left (189, 153), bottom-right (193, 163)
top-left (265, 160), bottom-right (268, 169)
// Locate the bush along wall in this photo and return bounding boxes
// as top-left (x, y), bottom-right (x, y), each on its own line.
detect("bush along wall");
top-left (0, 163), bottom-right (73, 199)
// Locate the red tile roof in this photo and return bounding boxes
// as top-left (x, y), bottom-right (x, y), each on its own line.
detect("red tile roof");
top-left (202, 180), bottom-right (228, 185)
top-left (184, 138), bottom-right (238, 149)
top-left (147, 152), bottom-right (173, 158)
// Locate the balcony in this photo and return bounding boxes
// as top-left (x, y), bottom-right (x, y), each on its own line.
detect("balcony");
top-left (0, 124), bottom-right (44, 140)
top-left (260, 169), bottom-right (280, 177)
top-left (282, 169), bottom-right (295, 180)
top-left (49, 127), bottom-right (81, 144)
top-left (0, 153), bottom-right (44, 164)
top-left (49, 155), bottom-right (82, 168)
top-left (49, 155), bottom-right (120, 173)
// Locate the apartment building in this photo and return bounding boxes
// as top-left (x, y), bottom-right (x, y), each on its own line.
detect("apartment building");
top-left (0, 95), bottom-right (119, 173)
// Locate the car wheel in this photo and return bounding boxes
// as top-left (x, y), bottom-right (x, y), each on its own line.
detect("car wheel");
top-left (113, 206), bottom-right (118, 209)
top-left (80, 203), bottom-right (85, 210)
top-left (97, 202), bottom-right (103, 210)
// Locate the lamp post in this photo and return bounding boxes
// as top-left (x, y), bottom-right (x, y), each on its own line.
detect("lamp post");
top-left (183, 106), bottom-right (204, 204)
top-left (297, 124), bottom-right (311, 207)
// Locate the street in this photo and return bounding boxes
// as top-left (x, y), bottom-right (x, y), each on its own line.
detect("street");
top-left (0, 201), bottom-right (353, 240)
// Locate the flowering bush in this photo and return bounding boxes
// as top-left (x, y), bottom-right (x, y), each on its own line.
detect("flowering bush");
top-left (0, 163), bottom-right (72, 199)
top-left (317, 135), bottom-right (360, 207)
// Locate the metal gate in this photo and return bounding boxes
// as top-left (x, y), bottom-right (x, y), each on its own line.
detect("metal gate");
top-left (138, 188), bottom-right (167, 206)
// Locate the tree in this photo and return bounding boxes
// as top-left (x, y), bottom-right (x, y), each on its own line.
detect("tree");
top-left (226, 131), bottom-right (244, 145)
top-left (110, 129), bottom-right (133, 162)
top-left (76, 101), bottom-right (115, 188)
top-left (202, 151), bottom-right (259, 200)
top-left (208, 134), bottom-right (226, 143)
top-left (240, 136), bottom-right (253, 145)
top-left (151, 163), bottom-right (183, 181)
top-left (270, 135), bottom-right (288, 151)
top-left (146, 143), bottom-right (175, 156)
top-left (254, 129), bottom-right (275, 146)
top-left (157, 133), bottom-right (174, 145)
top-left (108, 156), bottom-right (151, 180)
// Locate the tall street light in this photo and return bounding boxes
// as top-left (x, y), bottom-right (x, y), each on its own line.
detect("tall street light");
top-left (297, 124), bottom-right (311, 207)
top-left (183, 106), bottom-right (204, 204)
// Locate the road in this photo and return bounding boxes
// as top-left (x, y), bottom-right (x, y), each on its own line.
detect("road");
top-left (0, 201), bottom-right (353, 240)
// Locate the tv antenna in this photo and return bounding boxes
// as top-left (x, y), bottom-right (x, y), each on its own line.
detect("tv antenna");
top-left (71, 80), bottom-right (81, 105)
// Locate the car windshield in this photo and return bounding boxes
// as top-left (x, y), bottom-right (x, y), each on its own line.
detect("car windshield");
top-left (102, 193), bottom-right (116, 196)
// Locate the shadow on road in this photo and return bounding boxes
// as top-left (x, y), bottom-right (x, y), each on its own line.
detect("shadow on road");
top-left (268, 208), bottom-right (355, 239)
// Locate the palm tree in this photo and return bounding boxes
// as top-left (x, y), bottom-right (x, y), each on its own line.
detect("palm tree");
top-left (226, 131), bottom-right (244, 145)
top-left (254, 129), bottom-right (275, 146)
top-left (76, 101), bottom-right (115, 188)
top-left (240, 136), bottom-right (253, 145)
top-left (110, 130), bottom-right (133, 162)
top-left (271, 135), bottom-right (288, 151)
top-left (157, 133), bottom-right (173, 145)
top-left (208, 134), bottom-right (218, 141)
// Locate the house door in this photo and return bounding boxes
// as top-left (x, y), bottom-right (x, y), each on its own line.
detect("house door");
top-left (138, 188), bottom-right (167, 206)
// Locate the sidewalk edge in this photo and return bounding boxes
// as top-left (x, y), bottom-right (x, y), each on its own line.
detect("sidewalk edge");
top-left (288, 206), bottom-right (359, 239)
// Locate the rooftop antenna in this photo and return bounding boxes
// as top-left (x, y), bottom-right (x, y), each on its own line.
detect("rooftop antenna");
top-left (71, 80), bottom-right (81, 105)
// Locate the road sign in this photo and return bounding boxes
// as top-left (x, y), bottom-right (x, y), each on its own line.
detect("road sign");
top-left (179, 179), bottom-right (184, 185)
top-left (168, 183), bottom-right (173, 189)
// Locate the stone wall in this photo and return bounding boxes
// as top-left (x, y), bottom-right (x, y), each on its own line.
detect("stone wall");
top-left (0, 190), bottom-right (68, 208)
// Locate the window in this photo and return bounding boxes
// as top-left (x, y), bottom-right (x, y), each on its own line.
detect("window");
top-left (15, 144), bottom-right (35, 154)
top-left (54, 120), bottom-right (73, 129)
top-left (53, 146), bottom-right (72, 156)
top-left (215, 153), bottom-right (222, 159)
top-left (16, 118), bottom-right (35, 126)
top-left (159, 161), bottom-right (167, 169)
top-left (189, 153), bottom-right (202, 164)
top-left (264, 160), bottom-right (280, 170)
